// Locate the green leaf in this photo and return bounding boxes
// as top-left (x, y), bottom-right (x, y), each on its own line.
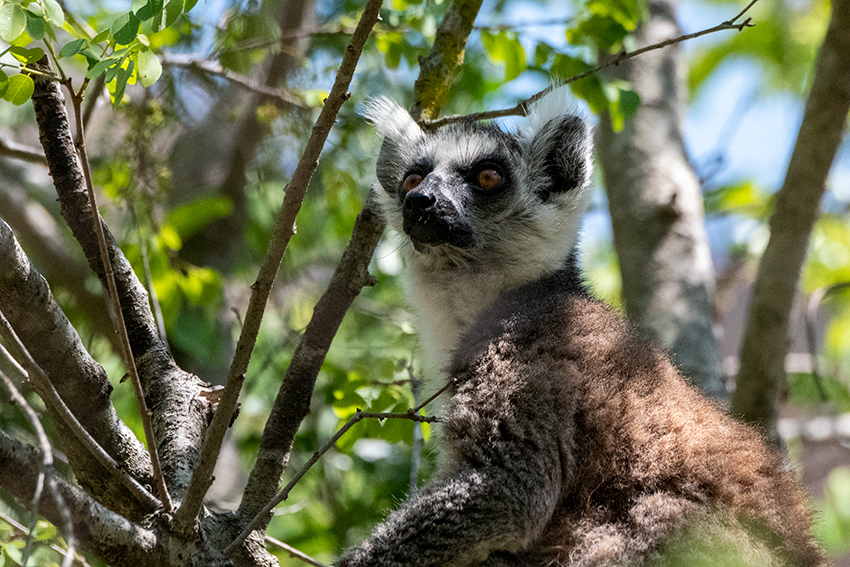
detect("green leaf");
top-left (480, 29), bottom-right (526, 82)
top-left (165, 0), bottom-right (182, 26)
top-left (184, 0), bottom-right (199, 12)
top-left (41, 0), bottom-right (63, 25)
top-left (86, 56), bottom-right (119, 79)
top-left (92, 28), bottom-right (110, 43)
top-left (9, 45), bottom-right (45, 64)
top-left (0, 2), bottom-right (27, 42)
top-left (111, 11), bottom-right (140, 45)
top-left (164, 197), bottom-right (234, 240)
top-left (109, 59), bottom-right (134, 107)
top-left (0, 70), bottom-right (8, 99)
top-left (137, 48), bottom-right (162, 87)
top-left (58, 37), bottom-right (87, 58)
top-left (25, 10), bottom-right (46, 40)
top-left (2, 73), bottom-right (35, 105)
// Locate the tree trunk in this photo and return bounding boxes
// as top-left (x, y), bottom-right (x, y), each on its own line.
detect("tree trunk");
top-left (595, 0), bottom-right (725, 400)
top-left (731, 0), bottom-right (850, 441)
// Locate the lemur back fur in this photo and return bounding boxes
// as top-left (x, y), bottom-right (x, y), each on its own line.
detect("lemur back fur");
top-left (339, 89), bottom-right (825, 566)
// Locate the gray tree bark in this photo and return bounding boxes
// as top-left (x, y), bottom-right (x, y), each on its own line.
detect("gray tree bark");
top-left (731, 0), bottom-right (850, 441)
top-left (595, 0), bottom-right (725, 400)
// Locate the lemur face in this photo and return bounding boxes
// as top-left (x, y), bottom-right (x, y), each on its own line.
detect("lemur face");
top-left (364, 90), bottom-right (593, 270)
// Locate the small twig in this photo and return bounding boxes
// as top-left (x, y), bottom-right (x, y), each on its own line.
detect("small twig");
top-left (65, 80), bottom-right (172, 512)
top-left (0, 138), bottom-right (47, 165)
top-left (426, 2), bottom-right (759, 129)
top-left (0, 314), bottom-right (160, 511)
top-left (225, 408), bottom-right (438, 555)
top-left (0, 368), bottom-right (75, 567)
top-left (161, 55), bottom-right (307, 107)
top-left (264, 535), bottom-right (329, 567)
top-left (174, 0), bottom-right (384, 535)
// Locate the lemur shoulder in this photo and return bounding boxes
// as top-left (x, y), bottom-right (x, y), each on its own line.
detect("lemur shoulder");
top-left (338, 89), bottom-right (825, 567)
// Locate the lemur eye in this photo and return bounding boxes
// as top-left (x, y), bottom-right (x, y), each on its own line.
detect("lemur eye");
top-left (476, 169), bottom-right (502, 190)
top-left (403, 173), bottom-right (424, 193)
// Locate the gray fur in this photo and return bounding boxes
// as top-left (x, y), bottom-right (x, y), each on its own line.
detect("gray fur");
top-left (340, 90), bottom-right (824, 567)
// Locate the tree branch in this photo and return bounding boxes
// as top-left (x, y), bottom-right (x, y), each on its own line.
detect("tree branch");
top-left (0, 218), bottom-right (155, 518)
top-left (425, 3), bottom-right (758, 129)
top-left (161, 55), bottom-right (307, 107)
top-left (173, 0), bottom-right (384, 536)
top-left (27, 59), bottom-right (216, 507)
top-left (0, 368), bottom-right (75, 567)
top-left (66, 79), bottom-right (172, 512)
top-left (0, 137), bottom-right (47, 165)
top-left (0, 313), bottom-right (159, 512)
top-left (731, 0), bottom-right (850, 440)
top-left (412, 0), bottom-right (484, 122)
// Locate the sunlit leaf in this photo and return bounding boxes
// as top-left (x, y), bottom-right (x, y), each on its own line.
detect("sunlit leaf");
top-left (41, 0), bottom-right (64, 25)
top-left (0, 70), bottom-right (8, 99)
top-left (0, 2), bottom-right (27, 42)
top-left (9, 45), bottom-right (45, 64)
top-left (480, 29), bottom-right (526, 82)
top-left (1, 73), bottom-right (35, 105)
top-left (137, 48), bottom-right (162, 87)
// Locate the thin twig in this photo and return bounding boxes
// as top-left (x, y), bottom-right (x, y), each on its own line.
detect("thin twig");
top-left (0, 313), bottom-right (160, 511)
top-left (161, 55), bottom-right (307, 107)
top-left (225, 409), bottom-right (438, 555)
top-left (426, 2), bottom-right (759, 129)
top-left (65, 80), bottom-right (172, 512)
top-left (264, 535), bottom-right (329, 567)
top-left (0, 368), bottom-right (75, 567)
top-left (174, 0), bottom-right (384, 535)
top-left (0, 138), bottom-right (47, 165)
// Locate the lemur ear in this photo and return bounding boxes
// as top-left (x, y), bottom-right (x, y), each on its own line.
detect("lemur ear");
top-left (525, 89), bottom-right (593, 200)
top-left (362, 97), bottom-right (424, 193)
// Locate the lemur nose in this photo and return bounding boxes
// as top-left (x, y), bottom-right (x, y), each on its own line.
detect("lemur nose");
top-left (404, 192), bottom-right (436, 213)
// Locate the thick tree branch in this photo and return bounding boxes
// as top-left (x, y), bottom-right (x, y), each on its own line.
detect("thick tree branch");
top-left (0, 218), bottom-right (154, 518)
top-left (411, 0), bottom-right (484, 122)
top-left (27, 60), bottom-right (215, 506)
top-left (174, 0), bottom-right (384, 536)
top-left (68, 80), bottom-right (172, 512)
top-left (0, 311), bottom-right (159, 512)
top-left (0, 430), bottom-right (237, 567)
top-left (731, 0), bottom-right (850, 439)
top-left (0, 176), bottom-right (118, 347)
top-left (595, 0), bottom-right (725, 399)
top-left (0, 368), bottom-right (75, 567)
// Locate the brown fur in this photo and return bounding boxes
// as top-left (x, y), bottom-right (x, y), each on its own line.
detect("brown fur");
top-left (444, 266), bottom-right (824, 566)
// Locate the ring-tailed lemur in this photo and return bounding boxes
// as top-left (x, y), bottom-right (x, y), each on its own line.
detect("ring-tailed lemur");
top-left (339, 89), bottom-right (825, 566)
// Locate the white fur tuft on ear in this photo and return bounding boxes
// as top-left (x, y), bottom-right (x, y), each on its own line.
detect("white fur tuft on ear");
top-left (360, 96), bottom-right (423, 143)
top-left (524, 86), bottom-right (581, 141)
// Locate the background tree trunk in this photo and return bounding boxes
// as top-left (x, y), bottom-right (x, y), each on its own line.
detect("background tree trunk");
top-left (596, 0), bottom-right (725, 400)
top-left (731, 0), bottom-right (850, 441)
